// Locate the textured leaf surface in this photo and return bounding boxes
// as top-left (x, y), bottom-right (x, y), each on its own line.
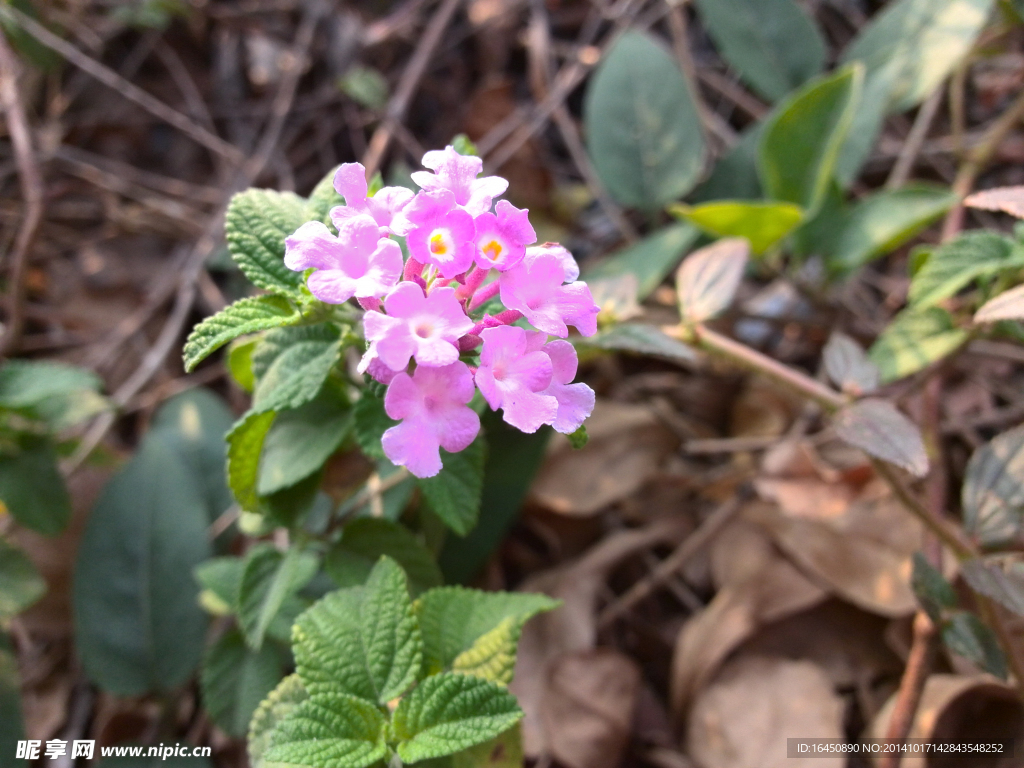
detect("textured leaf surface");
top-left (942, 611), bottom-right (1007, 679)
top-left (584, 31), bottom-right (705, 210)
top-left (252, 325), bottom-right (341, 381)
top-left (693, 0), bottom-right (825, 102)
top-left (227, 410), bottom-right (277, 513)
top-left (184, 296), bottom-right (299, 372)
top-left (201, 628), bottom-right (287, 737)
top-left (393, 673), bottom-right (522, 763)
top-left (758, 65), bottom-right (861, 212)
top-left (675, 238), bottom-right (749, 324)
top-left (868, 307), bottom-right (967, 383)
top-left (670, 200), bottom-right (802, 255)
top-left (252, 336), bottom-right (340, 414)
top-left (451, 616), bottom-right (522, 685)
top-left (975, 283), bottom-right (1024, 324)
top-left (833, 399), bottom-right (928, 477)
top-left (822, 332), bottom-right (879, 395)
top-left (909, 231), bottom-right (1024, 308)
top-left (415, 587), bottom-right (558, 674)
top-left (294, 557), bottom-right (422, 703)
top-left (418, 438), bottom-right (487, 536)
top-left (258, 394), bottom-right (351, 495)
top-left (263, 692), bottom-right (388, 768)
top-left (961, 559), bottom-right (1024, 617)
top-left (249, 674), bottom-right (308, 768)
top-left (0, 437), bottom-right (70, 535)
top-left (74, 433), bottom-right (210, 695)
top-left (583, 223), bottom-right (700, 301)
top-left (324, 518), bottom-right (442, 597)
top-left (225, 189), bottom-right (307, 296)
top-left (0, 538), bottom-right (45, 620)
top-left (239, 545), bottom-right (319, 651)
top-left (962, 425), bottom-right (1024, 546)
top-left (353, 391), bottom-right (395, 461)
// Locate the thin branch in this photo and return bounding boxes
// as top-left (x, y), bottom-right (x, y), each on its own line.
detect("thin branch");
top-left (886, 86), bottom-right (942, 190)
top-left (878, 611), bottom-right (939, 768)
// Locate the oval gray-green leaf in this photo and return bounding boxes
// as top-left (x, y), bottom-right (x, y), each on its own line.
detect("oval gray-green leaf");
top-left (960, 558), bottom-right (1024, 617)
top-left (822, 332), bottom-right (879, 395)
top-left (675, 238), bottom-right (749, 324)
top-left (962, 425), bottom-right (1024, 546)
top-left (833, 398), bottom-right (928, 477)
top-left (258, 394), bottom-right (351, 496)
top-left (0, 436), bottom-right (70, 536)
top-left (584, 30), bottom-right (705, 210)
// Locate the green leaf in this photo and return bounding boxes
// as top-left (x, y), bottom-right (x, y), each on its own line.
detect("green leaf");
top-left (451, 725), bottom-right (524, 768)
top-left (911, 552), bottom-right (957, 623)
top-left (675, 238), bottom-right (750, 324)
top-left (833, 398), bottom-right (929, 477)
top-left (294, 557), bottom-right (422, 703)
top-left (583, 30), bottom-right (706, 210)
top-left (0, 359), bottom-right (106, 430)
top-left (868, 307), bottom-right (968, 383)
top-left (253, 325), bottom-right (342, 380)
top-left (962, 425), bottom-right (1024, 546)
top-left (583, 223), bottom-right (700, 302)
top-left (228, 337), bottom-right (259, 393)
top-left (758, 64), bottom-right (862, 213)
top-left (418, 438), bottom-right (487, 536)
top-left (942, 611), bottom-right (1008, 679)
top-left (227, 410), bottom-right (277, 512)
top-left (74, 433), bottom-right (210, 695)
top-left (0, 538), bottom-right (45, 620)
top-left (239, 544), bottom-right (319, 651)
top-left (670, 200), bottom-right (803, 255)
top-left (184, 295), bottom-right (299, 372)
top-left (394, 673), bottom-right (522, 763)
top-left (451, 616), bottom-right (525, 685)
top-left (339, 65), bottom-right (389, 110)
top-left (0, 436), bottom-right (70, 536)
top-left (201, 628), bottom-right (287, 737)
top-left (195, 557), bottom-right (244, 616)
top-left (909, 232), bottom-right (1024, 308)
top-left (262, 692), bottom-right (388, 768)
top-left (0, 634), bottom-right (26, 768)
top-left (258, 394), bottom-right (352, 495)
top-left (835, 68), bottom-right (897, 188)
top-left (567, 425), bottom-right (588, 450)
top-left (305, 166), bottom-right (344, 226)
top-left (822, 332), bottom-right (879, 395)
top-left (324, 518), bottom-right (442, 597)
top-left (692, 0), bottom-right (825, 102)
top-left (584, 323), bottom-right (699, 366)
top-left (252, 334), bottom-right (341, 414)
top-left (353, 391), bottom-right (395, 461)
top-left (960, 558), bottom-right (1024, 617)
top-left (224, 189), bottom-right (307, 296)
top-left (415, 587), bottom-right (558, 675)
top-left (826, 185), bottom-right (957, 274)
top-left (692, 123), bottom-right (764, 203)
top-left (249, 674), bottom-right (308, 768)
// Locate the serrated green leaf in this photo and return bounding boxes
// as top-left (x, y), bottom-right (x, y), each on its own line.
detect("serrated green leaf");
top-left (195, 557), bottom-right (244, 616)
top-left (961, 558), bottom-right (1024, 617)
top-left (0, 436), bottom-right (70, 536)
top-left (826, 185), bottom-right (956, 274)
top-left (418, 438), bottom-right (487, 536)
top-left (394, 673), bottom-right (522, 763)
top-left (201, 628), bottom-right (287, 737)
top-left (0, 359), bottom-right (106, 431)
top-left (942, 611), bottom-right (1007, 679)
top-left (451, 616), bottom-right (522, 685)
top-left (184, 295), bottom-right (299, 372)
top-left (693, 0), bottom-right (825, 102)
top-left (583, 224), bottom-right (700, 302)
top-left (833, 398), bottom-right (929, 477)
top-left (0, 538), bottom-right (45, 621)
top-left (962, 425), bottom-right (1024, 547)
top-left (583, 31), bottom-right (706, 210)
top-left (758, 64), bottom-right (862, 213)
top-left (258, 394), bottom-right (352, 496)
top-left (253, 325), bottom-right (343, 381)
top-left (252, 336), bottom-right (341, 414)
top-left (239, 544), bottom-right (319, 651)
top-left (305, 166), bottom-right (344, 226)
top-left (868, 307), bottom-right (968, 383)
top-left (249, 674), bottom-right (308, 768)
top-left (263, 691), bottom-right (388, 768)
top-left (415, 587), bottom-right (558, 675)
top-left (353, 391), bottom-right (396, 461)
top-left (909, 232), bottom-right (1024, 308)
top-left (228, 337), bottom-right (259, 393)
top-left (227, 410), bottom-right (277, 513)
top-left (224, 189), bottom-right (307, 296)
top-left (670, 200), bottom-right (803, 255)
top-left (294, 557), bottom-right (422, 703)
top-left (324, 518), bottom-right (442, 597)
top-left (911, 552), bottom-right (956, 623)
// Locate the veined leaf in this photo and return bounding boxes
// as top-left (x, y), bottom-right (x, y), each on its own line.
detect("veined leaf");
top-left (833, 398), bottom-right (928, 477)
top-left (675, 238), bottom-right (749, 324)
top-left (0, 538), bottom-right (45, 621)
top-left (393, 673), bottom-right (522, 764)
top-left (258, 394), bottom-right (352, 496)
top-left (670, 200), bottom-right (802, 255)
top-left (909, 231), bottom-right (1024, 308)
top-left (252, 335), bottom-right (341, 414)
top-left (417, 437), bottom-right (487, 536)
top-left (353, 390), bottom-right (395, 461)
top-left (822, 332), bottom-right (879, 395)
top-left (975, 283), bottom-right (1024, 324)
top-left (942, 611), bottom-right (1007, 679)
top-left (224, 189), bottom-right (307, 296)
top-left (451, 616), bottom-right (522, 686)
top-left (201, 628), bottom-right (287, 737)
top-left (962, 425), bottom-right (1024, 546)
top-left (911, 552), bottom-right (957, 623)
top-left (758, 64), bottom-right (862, 213)
top-left (584, 31), bottom-right (706, 210)
top-left (239, 544), bottom-right (319, 651)
top-left (293, 557), bottom-right (422, 704)
top-left (252, 325), bottom-right (342, 380)
top-left (183, 295), bottom-right (299, 372)
top-left (262, 692), bottom-right (388, 768)
top-left (693, 0), bottom-right (825, 102)
top-left (324, 518), bottom-right (442, 597)
top-left (249, 674), bottom-right (308, 768)
top-left (227, 410), bottom-right (277, 513)
top-left (0, 436), bottom-right (70, 536)
top-left (583, 223), bottom-right (700, 302)
top-left (961, 558), bottom-right (1024, 617)
top-left (868, 307), bottom-right (967, 383)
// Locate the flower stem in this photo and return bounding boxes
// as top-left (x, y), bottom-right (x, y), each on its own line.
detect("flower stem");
top-left (468, 280), bottom-right (500, 311)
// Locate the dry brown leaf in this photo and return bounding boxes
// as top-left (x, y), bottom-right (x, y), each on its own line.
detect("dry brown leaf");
top-left (687, 656), bottom-right (845, 768)
top-left (754, 477), bottom-right (857, 521)
top-left (964, 186), bottom-right (1024, 218)
top-left (531, 400), bottom-right (677, 516)
top-left (541, 650), bottom-right (641, 768)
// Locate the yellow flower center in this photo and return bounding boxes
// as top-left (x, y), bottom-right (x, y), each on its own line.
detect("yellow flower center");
top-left (482, 239), bottom-right (503, 262)
top-left (429, 232), bottom-right (448, 255)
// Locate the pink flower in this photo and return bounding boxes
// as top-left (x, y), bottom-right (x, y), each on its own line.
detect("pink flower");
top-left (329, 163), bottom-right (414, 235)
top-left (527, 242), bottom-right (579, 281)
top-left (525, 333), bottom-right (595, 433)
top-left (498, 251), bottom-right (599, 337)
top-left (382, 362), bottom-right (480, 478)
top-left (359, 282), bottom-right (474, 373)
top-left (284, 215), bottom-right (402, 302)
top-left (401, 190), bottom-right (477, 279)
top-left (411, 146), bottom-right (508, 217)
top-left (358, 343), bottom-right (398, 385)
top-left (473, 200), bottom-right (536, 271)
top-left (475, 325), bottom-right (557, 433)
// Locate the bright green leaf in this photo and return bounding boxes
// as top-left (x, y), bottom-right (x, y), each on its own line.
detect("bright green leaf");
top-left (670, 200), bottom-right (803, 255)
top-left (252, 325), bottom-right (341, 381)
top-left (418, 438), bottom-right (487, 536)
top-left (183, 295), bottom-right (299, 372)
top-left (0, 436), bottom-right (70, 536)
top-left (451, 616), bottom-right (524, 685)
top-left (262, 692), bottom-right (388, 768)
top-left (909, 231), bottom-right (1024, 308)
top-left (584, 31), bottom-right (706, 210)
top-left (324, 518), bottom-right (442, 597)
top-left (239, 544), bottom-right (319, 651)
top-left (228, 337), bottom-right (259, 393)
top-left (258, 394), bottom-right (351, 495)
top-left (868, 307), bottom-right (967, 382)
top-left (224, 189), bottom-right (307, 296)
top-left (249, 674), bottom-right (308, 768)
top-left (227, 410), bottom-right (277, 513)
top-left (0, 538), bottom-right (45, 620)
top-left (962, 425), bottom-right (1024, 546)
top-left (201, 628), bottom-right (287, 737)
top-left (583, 223), bottom-right (700, 302)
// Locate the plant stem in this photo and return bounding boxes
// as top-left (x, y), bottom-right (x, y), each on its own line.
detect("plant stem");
top-left (879, 611), bottom-right (939, 768)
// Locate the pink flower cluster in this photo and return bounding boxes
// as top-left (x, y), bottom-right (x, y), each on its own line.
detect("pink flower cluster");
top-left (284, 147), bottom-right (599, 478)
